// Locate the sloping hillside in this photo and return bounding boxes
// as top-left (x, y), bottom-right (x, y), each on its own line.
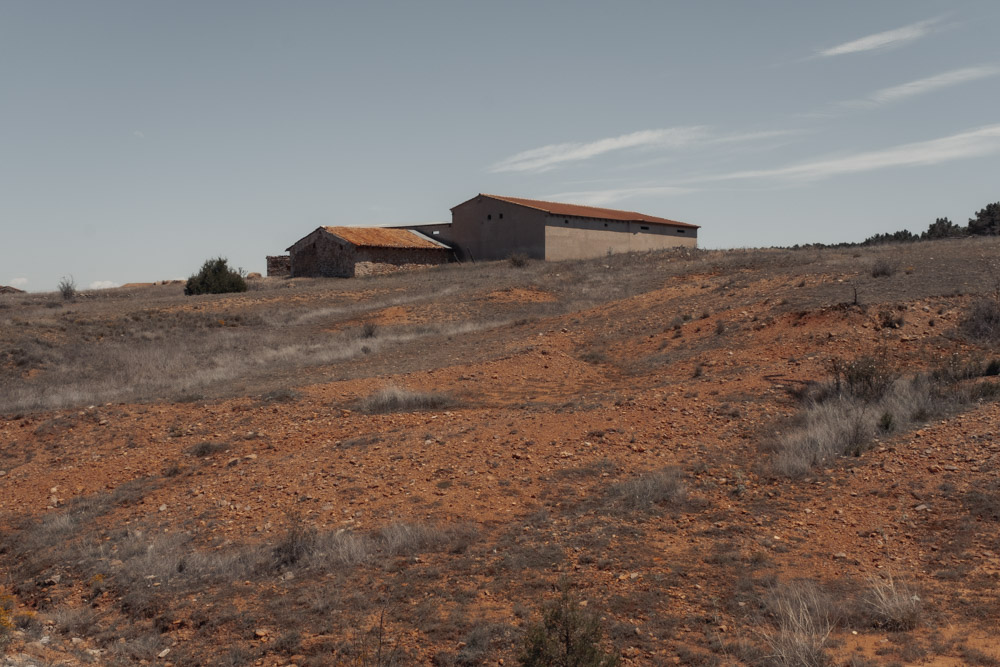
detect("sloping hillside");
top-left (2, 239), bottom-right (1000, 666)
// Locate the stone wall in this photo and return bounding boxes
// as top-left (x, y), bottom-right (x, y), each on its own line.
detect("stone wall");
top-left (266, 255), bottom-right (291, 278)
top-left (354, 247), bottom-right (450, 277)
top-left (288, 231), bottom-right (354, 278)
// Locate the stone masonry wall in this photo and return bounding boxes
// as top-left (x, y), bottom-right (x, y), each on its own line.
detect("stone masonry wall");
top-left (353, 247), bottom-right (450, 277)
top-left (266, 255), bottom-right (291, 277)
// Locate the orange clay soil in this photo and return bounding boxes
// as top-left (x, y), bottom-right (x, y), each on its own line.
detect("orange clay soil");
top-left (2, 242), bottom-right (1000, 666)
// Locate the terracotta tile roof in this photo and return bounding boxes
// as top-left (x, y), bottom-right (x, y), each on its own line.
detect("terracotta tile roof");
top-left (475, 194), bottom-right (699, 229)
top-left (322, 227), bottom-right (450, 250)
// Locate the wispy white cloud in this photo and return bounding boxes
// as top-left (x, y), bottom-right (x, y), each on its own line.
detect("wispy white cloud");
top-left (543, 186), bottom-right (695, 207)
top-left (490, 127), bottom-right (710, 173)
top-left (9, 277), bottom-right (28, 287)
top-left (490, 128), bottom-right (802, 174)
top-left (849, 65), bottom-right (1000, 106)
top-left (818, 17), bottom-right (943, 57)
top-left (89, 280), bottom-right (120, 290)
top-left (693, 124), bottom-right (1000, 183)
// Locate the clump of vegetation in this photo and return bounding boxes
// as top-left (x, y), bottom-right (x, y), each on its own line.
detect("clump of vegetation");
top-left (827, 352), bottom-right (897, 402)
top-left (862, 574), bottom-right (921, 631)
top-left (960, 299), bottom-right (1000, 342)
top-left (0, 591), bottom-right (14, 652)
top-left (360, 321), bottom-right (379, 338)
top-left (768, 350), bottom-right (964, 477)
top-left (509, 252), bottom-right (530, 268)
top-left (963, 479), bottom-right (1000, 521)
top-left (184, 257), bottom-right (247, 295)
top-left (357, 386), bottom-right (452, 413)
top-left (759, 580), bottom-right (833, 667)
top-left (519, 586), bottom-right (619, 667)
top-left (57, 275), bottom-right (76, 300)
top-left (187, 441), bottom-right (229, 457)
top-left (870, 256), bottom-right (897, 278)
top-left (605, 467), bottom-right (687, 513)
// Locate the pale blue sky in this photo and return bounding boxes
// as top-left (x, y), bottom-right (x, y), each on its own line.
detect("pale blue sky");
top-left (3, 1), bottom-right (999, 291)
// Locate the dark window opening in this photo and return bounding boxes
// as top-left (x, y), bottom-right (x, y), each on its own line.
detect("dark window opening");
top-left (604, 222), bottom-right (608, 227)
top-left (640, 225), bottom-right (649, 231)
top-left (499, 213), bottom-right (503, 219)
top-left (678, 229), bottom-right (685, 233)
top-left (564, 219), bottom-right (569, 224)
top-left (487, 214), bottom-right (492, 220)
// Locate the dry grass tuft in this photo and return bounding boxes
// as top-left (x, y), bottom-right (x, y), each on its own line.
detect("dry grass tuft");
top-left (605, 467), bottom-right (687, 513)
top-left (758, 580), bottom-right (833, 667)
top-left (356, 386), bottom-right (453, 414)
top-left (862, 573), bottom-right (921, 631)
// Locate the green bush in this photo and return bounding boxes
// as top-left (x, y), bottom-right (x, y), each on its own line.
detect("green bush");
top-left (519, 587), bottom-right (619, 667)
top-left (184, 257), bottom-right (247, 296)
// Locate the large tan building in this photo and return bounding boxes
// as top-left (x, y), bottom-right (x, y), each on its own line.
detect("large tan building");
top-left (440, 194), bottom-right (698, 261)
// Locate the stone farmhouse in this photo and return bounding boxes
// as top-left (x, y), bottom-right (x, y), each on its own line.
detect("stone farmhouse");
top-left (285, 226), bottom-right (452, 278)
top-left (271, 194), bottom-right (698, 278)
top-left (404, 194), bottom-right (698, 262)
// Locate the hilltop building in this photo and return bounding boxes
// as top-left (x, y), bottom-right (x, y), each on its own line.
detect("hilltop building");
top-left (286, 226), bottom-right (451, 278)
top-left (274, 195), bottom-right (698, 278)
top-left (420, 194), bottom-right (698, 262)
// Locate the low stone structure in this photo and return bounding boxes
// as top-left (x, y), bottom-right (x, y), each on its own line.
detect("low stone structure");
top-left (266, 255), bottom-right (291, 278)
top-left (286, 227), bottom-right (451, 278)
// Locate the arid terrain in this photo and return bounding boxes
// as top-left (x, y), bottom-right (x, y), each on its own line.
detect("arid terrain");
top-left (2, 239), bottom-right (1000, 666)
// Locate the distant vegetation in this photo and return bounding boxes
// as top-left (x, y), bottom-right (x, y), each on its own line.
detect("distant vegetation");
top-left (862, 201), bottom-right (999, 245)
top-left (184, 257), bottom-right (247, 296)
top-left (785, 200), bottom-right (1000, 248)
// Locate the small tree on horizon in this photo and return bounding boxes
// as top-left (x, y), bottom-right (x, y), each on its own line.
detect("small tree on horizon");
top-left (968, 202), bottom-right (1000, 236)
top-left (184, 257), bottom-right (247, 296)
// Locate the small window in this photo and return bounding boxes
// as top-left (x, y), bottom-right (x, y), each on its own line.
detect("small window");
top-left (564, 219), bottom-right (569, 224)
top-left (499, 213), bottom-right (503, 219)
top-left (678, 229), bottom-right (685, 234)
top-left (487, 214), bottom-right (492, 220)
top-left (604, 222), bottom-right (608, 227)
top-left (640, 225), bottom-right (649, 231)
top-left (432, 231), bottom-right (440, 235)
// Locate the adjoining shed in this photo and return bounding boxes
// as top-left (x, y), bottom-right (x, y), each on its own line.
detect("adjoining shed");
top-left (447, 194), bottom-right (699, 262)
top-left (286, 226), bottom-right (452, 278)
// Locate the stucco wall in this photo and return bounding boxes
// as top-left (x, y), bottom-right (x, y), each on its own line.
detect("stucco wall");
top-left (450, 197), bottom-right (547, 261)
top-left (544, 217), bottom-right (697, 261)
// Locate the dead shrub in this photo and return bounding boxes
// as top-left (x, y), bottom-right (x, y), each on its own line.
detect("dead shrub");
top-left (871, 257), bottom-right (897, 278)
top-left (828, 352), bottom-right (896, 402)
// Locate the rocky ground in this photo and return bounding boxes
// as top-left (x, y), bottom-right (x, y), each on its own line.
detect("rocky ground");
top-left (1, 239), bottom-right (999, 665)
